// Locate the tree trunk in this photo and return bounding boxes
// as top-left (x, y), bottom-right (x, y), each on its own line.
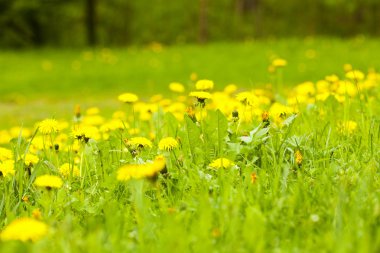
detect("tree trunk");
top-left (198, 0), bottom-right (208, 43)
top-left (85, 0), bottom-right (97, 46)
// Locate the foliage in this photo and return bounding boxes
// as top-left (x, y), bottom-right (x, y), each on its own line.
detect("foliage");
top-left (0, 0), bottom-right (380, 47)
top-left (1, 60), bottom-right (380, 251)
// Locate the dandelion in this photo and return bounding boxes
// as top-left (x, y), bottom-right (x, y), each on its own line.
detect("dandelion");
top-left (250, 172), bottom-right (257, 184)
top-left (72, 125), bottom-right (100, 142)
top-left (195, 79), bottom-right (214, 90)
top-left (0, 130), bottom-right (11, 144)
top-left (0, 160), bottom-right (15, 177)
top-left (158, 137), bottom-right (179, 151)
top-left (23, 153), bottom-right (39, 166)
top-left (34, 175), bottom-right (63, 190)
top-left (86, 107), bottom-right (100, 115)
top-left (343, 63), bottom-right (353, 72)
top-left (262, 111), bottom-right (270, 127)
top-left (59, 163), bottom-right (80, 177)
top-left (295, 150), bottom-right (303, 166)
top-left (272, 58), bottom-right (287, 67)
top-left (37, 119), bottom-right (59, 135)
top-left (74, 104), bottom-right (81, 118)
top-left (346, 70), bottom-right (365, 81)
top-left (118, 92), bottom-right (139, 103)
top-left (209, 158), bottom-right (234, 169)
top-left (338, 120), bottom-right (358, 134)
top-left (128, 128), bottom-right (141, 135)
top-left (325, 75), bottom-right (339, 83)
top-left (236, 91), bottom-right (257, 106)
top-left (189, 91), bottom-right (212, 100)
top-left (224, 84), bottom-right (237, 94)
top-left (169, 82), bottom-right (185, 93)
top-left (22, 196), bottom-right (29, 203)
top-left (117, 164), bottom-right (144, 181)
top-left (32, 209), bottom-right (42, 220)
top-left (189, 91), bottom-right (212, 106)
top-left (82, 115), bottom-right (105, 126)
top-left (117, 155), bottom-right (166, 181)
top-left (126, 137), bottom-right (153, 148)
top-left (0, 217), bottom-right (48, 242)
top-left (0, 147), bottom-right (13, 161)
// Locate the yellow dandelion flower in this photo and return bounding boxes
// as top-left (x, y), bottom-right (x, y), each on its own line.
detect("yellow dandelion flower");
top-left (272, 58), bottom-right (287, 67)
top-left (224, 84), bottom-right (238, 94)
top-left (236, 91), bottom-right (257, 106)
top-left (117, 164), bottom-right (144, 181)
top-left (34, 175), bottom-right (63, 189)
top-left (209, 158), bottom-right (234, 169)
top-left (195, 79), bottom-right (214, 90)
top-left (126, 137), bottom-right (153, 148)
top-left (0, 147), bottom-right (13, 161)
top-left (189, 91), bottom-right (212, 100)
top-left (72, 125), bottom-right (100, 141)
top-left (0, 130), bottom-right (11, 144)
top-left (112, 110), bottom-right (126, 120)
top-left (0, 217), bottom-right (48, 242)
top-left (158, 137), bottom-right (179, 151)
top-left (150, 94), bottom-right (163, 103)
top-left (118, 93), bottom-right (139, 103)
top-left (294, 82), bottom-right (315, 96)
top-left (345, 70), bottom-right (365, 81)
top-left (325, 74), bottom-right (339, 83)
top-left (169, 82), bottom-right (185, 93)
top-left (59, 163), bottom-right (80, 177)
top-left (86, 107), bottom-right (100, 115)
top-left (128, 128), bottom-right (141, 135)
top-left (0, 160), bottom-right (15, 177)
top-left (10, 126), bottom-right (31, 139)
top-left (343, 63), bottom-right (353, 72)
top-left (23, 154), bottom-right (39, 166)
top-left (37, 119), bottom-right (59, 135)
top-left (100, 119), bottom-right (125, 132)
top-left (82, 115), bottom-right (105, 126)
top-left (152, 155), bottom-right (166, 172)
top-left (338, 120), bottom-right (358, 134)
top-left (117, 155), bottom-right (166, 181)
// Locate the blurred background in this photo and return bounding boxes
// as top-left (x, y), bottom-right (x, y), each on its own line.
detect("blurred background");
top-left (1, 0), bottom-right (380, 126)
top-left (1, 0), bottom-right (379, 48)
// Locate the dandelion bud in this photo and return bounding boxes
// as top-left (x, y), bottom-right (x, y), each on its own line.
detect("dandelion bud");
top-left (74, 104), bottom-right (81, 118)
top-left (250, 172), bottom-right (257, 184)
top-left (262, 111), bottom-right (270, 127)
top-left (295, 150), bottom-right (303, 166)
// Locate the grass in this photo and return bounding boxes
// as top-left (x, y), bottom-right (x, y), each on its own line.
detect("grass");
top-left (1, 37), bottom-right (380, 127)
top-left (1, 37), bottom-right (380, 99)
top-left (1, 38), bottom-right (380, 252)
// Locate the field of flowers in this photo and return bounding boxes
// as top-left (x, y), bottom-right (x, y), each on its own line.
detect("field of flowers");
top-left (1, 41), bottom-right (380, 252)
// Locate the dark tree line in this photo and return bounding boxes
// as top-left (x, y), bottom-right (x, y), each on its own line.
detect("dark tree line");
top-left (0, 0), bottom-right (379, 47)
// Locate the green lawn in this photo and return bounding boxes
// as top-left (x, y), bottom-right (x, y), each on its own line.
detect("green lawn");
top-left (2, 38), bottom-right (380, 99)
top-left (2, 38), bottom-right (380, 127)
top-left (1, 38), bottom-right (380, 252)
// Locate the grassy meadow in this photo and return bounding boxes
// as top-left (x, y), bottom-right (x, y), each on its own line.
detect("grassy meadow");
top-left (1, 38), bottom-right (380, 252)
top-left (1, 37), bottom-right (380, 126)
